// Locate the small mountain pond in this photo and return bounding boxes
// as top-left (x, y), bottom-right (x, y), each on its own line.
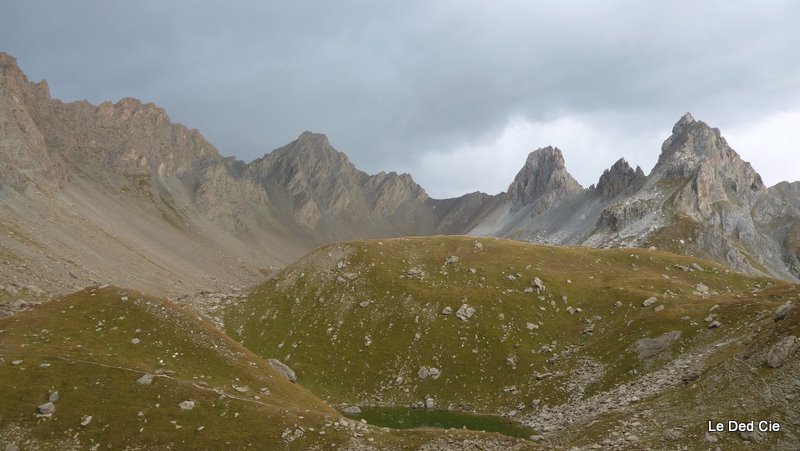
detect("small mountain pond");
top-left (342, 406), bottom-right (536, 439)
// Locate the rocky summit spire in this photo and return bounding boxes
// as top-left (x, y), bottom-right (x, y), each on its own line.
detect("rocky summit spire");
top-left (672, 111), bottom-right (696, 134)
top-left (507, 146), bottom-right (582, 214)
top-left (595, 158), bottom-right (646, 199)
top-left (652, 113), bottom-right (765, 194)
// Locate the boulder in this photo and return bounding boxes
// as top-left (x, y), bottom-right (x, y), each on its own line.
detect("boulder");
top-left (268, 359), bottom-right (297, 383)
top-left (455, 304), bottom-right (475, 321)
top-left (642, 297), bottom-right (657, 307)
top-left (636, 331), bottom-right (681, 359)
top-left (179, 400), bottom-right (195, 411)
top-left (664, 428), bottom-right (683, 441)
top-left (37, 402), bottom-right (56, 415)
top-left (531, 278), bottom-right (546, 293)
top-left (773, 301), bottom-right (795, 321)
top-left (681, 371), bottom-right (701, 383)
top-left (342, 406), bottom-right (361, 415)
top-left (765, 336), bottom-right (799, 368)
top-left (418, 366), bottom-right (441, 380)
top-left (137, 373), bottom-right (154, 385)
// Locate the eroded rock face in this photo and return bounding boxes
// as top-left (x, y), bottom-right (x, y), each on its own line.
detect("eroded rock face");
top-left (0, 52), bottom-right (66, 192)
top-left (595, 158), bottom-right (646, 199)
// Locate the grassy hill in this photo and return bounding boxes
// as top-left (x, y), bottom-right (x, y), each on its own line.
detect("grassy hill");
top-left (0, 286), bottom-right (535, 450)
top-left (224, 236), bottom-right (800, 449)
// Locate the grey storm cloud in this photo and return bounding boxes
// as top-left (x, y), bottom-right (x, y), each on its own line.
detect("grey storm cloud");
top-left (2, 1), bottom-right (799, 197)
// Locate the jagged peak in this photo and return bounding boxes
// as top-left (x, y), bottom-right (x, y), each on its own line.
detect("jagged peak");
top-left (595, 158), bottom-right (646, 198)
top-left (507, 146), bottom-right (582, 212)
top-left (0, 51), bottom-right (19, 69)
top-left (672, 112), bottom-right (696, 133)
top-left (296, 131), bottom-right (330, 146)
top-left (525, 145), bottom-right (563, 162)
top-left (653, 113), bottom-right (767, 191)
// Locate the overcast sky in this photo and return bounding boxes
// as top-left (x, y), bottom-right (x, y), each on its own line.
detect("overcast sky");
top-left (2, 1), bottom-right (799, 197)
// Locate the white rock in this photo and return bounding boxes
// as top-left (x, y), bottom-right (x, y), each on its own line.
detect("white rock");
top-left (455, 304), bottom-right (475, 321)
top-left (179, 400), bottom-right (195, 411)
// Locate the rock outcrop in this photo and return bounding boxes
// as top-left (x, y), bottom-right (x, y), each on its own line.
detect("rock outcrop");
top-left (507, 146), bottom-right (582, 214)
top-left (595, 158), bottom-right (646, 199)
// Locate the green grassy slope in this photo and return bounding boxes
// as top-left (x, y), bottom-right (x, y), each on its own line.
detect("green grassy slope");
top-left (0, 286), bottom-right (537, 450)
top-left (224, 236), bottom-right (800, 448)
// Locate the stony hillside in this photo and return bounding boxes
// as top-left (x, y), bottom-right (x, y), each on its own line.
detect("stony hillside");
top-left (224, 236), bottom-right (800, 449)
top-left (0, 286), bottom-right (538, 450)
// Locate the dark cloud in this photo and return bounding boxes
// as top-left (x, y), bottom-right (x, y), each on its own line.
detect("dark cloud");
top-left (2, 1), bottom-right (799, 197)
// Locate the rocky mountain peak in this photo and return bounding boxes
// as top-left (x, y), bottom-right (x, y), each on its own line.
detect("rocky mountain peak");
top-left (654, 113), bottom-right (760, 184)
top-left (0, 52), bottom-right (50, 102)
top-left (0, 52), bottom-right (66, 191)
top-left (0, 51), bottom-right (22, 76)
top-left (672, 111), bottom-right (696, 134)
top-left (595, 158), bottom-right (646, 199)
top-left (297, 130), bottom-right (330, 146)
top-left (653, 113), bottom-right (765, 194)
top-left (507, 146), bottom-right (582, 213)
top-left (260, 131), bottom-right (347, 174)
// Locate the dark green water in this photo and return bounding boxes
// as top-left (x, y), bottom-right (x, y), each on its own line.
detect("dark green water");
top-left (342, 406), bottom-right (535, 439)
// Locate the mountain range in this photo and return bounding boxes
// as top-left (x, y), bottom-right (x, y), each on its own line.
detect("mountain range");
top-left (2, 51), bottom-right (800, 450)
top-left (0, 51), bottom-right (798, 306)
